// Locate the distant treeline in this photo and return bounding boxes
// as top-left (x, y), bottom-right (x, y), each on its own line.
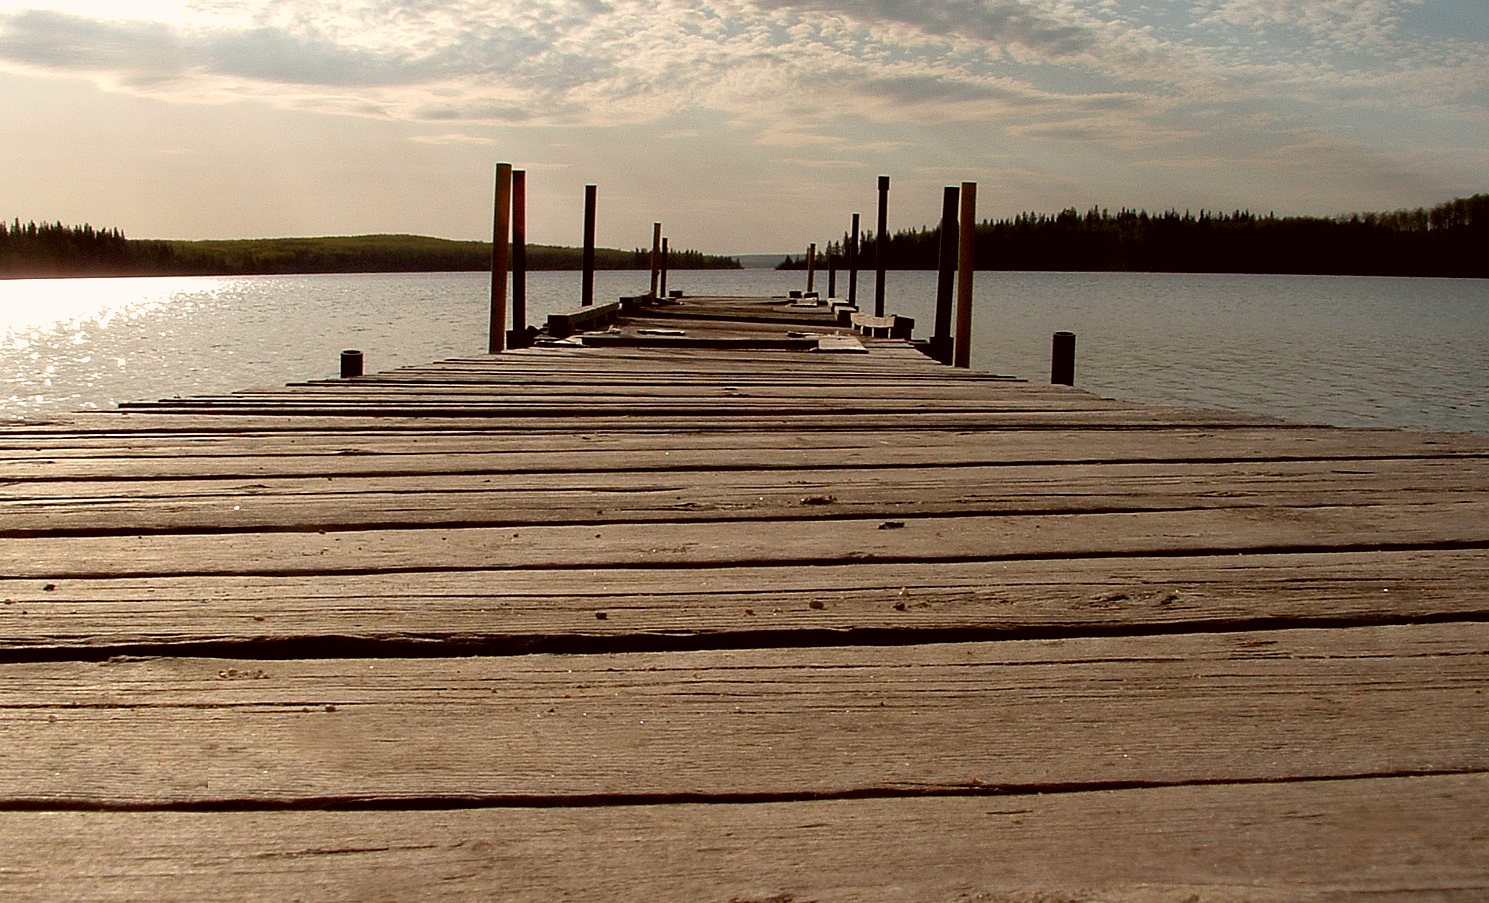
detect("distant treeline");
top-left (0, 223), bottom-right (740, 278)
top-left (780, 193), bottom-right (1489, 278)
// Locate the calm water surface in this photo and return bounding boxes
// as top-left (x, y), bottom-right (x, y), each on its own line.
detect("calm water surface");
top-left (3, 269), bottom-right (1486, 432)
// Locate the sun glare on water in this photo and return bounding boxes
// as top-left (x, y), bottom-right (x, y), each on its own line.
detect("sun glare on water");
top-left (1, 276), bottom-right (226, 344)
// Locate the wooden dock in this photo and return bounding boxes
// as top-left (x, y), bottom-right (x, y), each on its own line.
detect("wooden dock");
top-left (3, 293), bottom-right (1488, 900)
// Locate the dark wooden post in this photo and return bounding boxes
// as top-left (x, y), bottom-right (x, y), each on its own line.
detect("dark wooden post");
top-left (933, 185), bottom-right (960, 365)
top-left (340, 349), bottom-right (363, 378)
top-left (874, 175), bottom-right (889, 316)
top-left (660, 237), bottom-right (669, 299)
top-left (649, 222), bottom-right (662, 297)
top-left (847, 213), bottom-right (860, 307)
top-left (827, 255), bottom-right (837, 299)
top-left (1052, 331), bottom-right (1076, 385)
top-left (582, 184), bottom-right (597, 307)
top-left (806, 243), bottom-right (816, 294)
top-left (488, 162), bottom-right (512, 354)
top-left (509, 169), bottom-right (527, 348)
top-left (953, 181), bottom-right (976, 369)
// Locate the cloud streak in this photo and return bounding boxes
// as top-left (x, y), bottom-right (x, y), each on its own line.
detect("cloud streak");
top-left (0, 8), bottom-right (437, 87)
top-left (747, 0), bottom-right (1096, 56)
top-left (3, 0), bottom-right (1479, 137)
top-left (0, 1), bottom-right (1146, 127)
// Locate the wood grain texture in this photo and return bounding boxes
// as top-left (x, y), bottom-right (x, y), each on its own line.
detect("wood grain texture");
top-left (6, 457), bottom-right (1485, 537)
top-left (3, 550), bottom-right (1488, 653)
top-left (5, 429), bottom-right (1483, 485)
top-left (1, 624), bottom-right (1485, 807)
top-left (5, 499), bottom-right (1487, 579)
top-left (4, 774), bottom-right (1487, 902)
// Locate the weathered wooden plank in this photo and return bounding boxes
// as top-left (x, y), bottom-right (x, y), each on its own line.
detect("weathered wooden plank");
top-left (350, 361), bottom-right (1017, 382)
top-left (0, 624), bottom-right (1485, 806)
top-left (2, 370), bottom-right (1245, 419)
top-left (0, 407), bottom-right (1284, 434)
top-left (4, 500), bottom-right (1487, 579)
top-left (578, 332), bottom-right (823, 350)
top-left (4, 458), bottom-right (1485, 536)
top-left (4, 774), bottom-right (1485, 901)
top-left (195, 382), bottom-right (1093, 403)
top-left (6, 427), bottom-right (1482, 476)
top-left (3, 550), bottom-right (1487, 653)
top-left (182, 369), bottom-right (1063, 396)
top-left (114, 397), bottom-right (1143, 420)
top-left (545, 299), bottom-right (620, 338)
top-left (312, 370), bottom-right (1018, 387)
top-left (375, 374), bottom-right (1029, 391)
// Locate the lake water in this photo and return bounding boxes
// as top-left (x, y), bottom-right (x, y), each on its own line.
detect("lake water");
top-left (3, 269), bottom-right (1487, 433)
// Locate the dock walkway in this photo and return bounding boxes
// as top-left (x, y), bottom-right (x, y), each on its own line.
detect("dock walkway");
top-left (3, 294), bottom-right (1488, 900)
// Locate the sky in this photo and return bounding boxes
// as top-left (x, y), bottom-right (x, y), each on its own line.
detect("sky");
top-left (1, 0), bottom-right (1486, 254)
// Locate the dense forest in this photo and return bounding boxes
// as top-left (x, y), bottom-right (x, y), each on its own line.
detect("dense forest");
top-left (0, 223), bottom-right (740, 278)
top-left (782, 193), bottom-right (1488, 278)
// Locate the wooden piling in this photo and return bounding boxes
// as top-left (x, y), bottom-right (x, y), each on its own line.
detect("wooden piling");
top-left (1052, 331), bottom-right (1076, 385)
top-left (660, 237), bottom-right (669, 300)
top-left (649, 223), bottom-right (663, 298)
top-left (339, 349), bottom-right (363, 379)
top-left (848, 213), bottom-right (860, 307)
top-left (933, 185), bottom-right (960, 365)
top-left (828, 255), bottom-right (837, 299)
top-left (488, 162), bottom-right (512, 355)
top-left (582, 185), bottom-right (597, 308)
top-left (509, 169), bottom-right (528, 348)
top-left (874, 176), bottom-right (889, 317)
top-left (953, 181), bottom-right (976, 369)
top-left (806, 243), bottom-right (817, 295)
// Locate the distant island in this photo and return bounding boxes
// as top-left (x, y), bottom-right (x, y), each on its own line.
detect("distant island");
top-left (0, 229), bottom-right (741, 279)
top-left (776, 193), bottom-right (1488, 278)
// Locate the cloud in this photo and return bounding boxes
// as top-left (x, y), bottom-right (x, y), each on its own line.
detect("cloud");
top-left (204, 26), bottom-right (432, 86)
top-left (0, 8), bottom-right (435, 87)
top-left (0, 10), bottom-right (182, 72)
top-left (1, 0), bottom-right (1484, 173)
top-left (747, 0), bottom-right (1096, 56)
top-left (1193, 0), bottom-right (1420, 50)
top-left (413, 102), bottom-right (535, 123)
top-left (407, 131), bottom-right (496, 145)
top-left (1007, 115), bottom-right (1202, 150)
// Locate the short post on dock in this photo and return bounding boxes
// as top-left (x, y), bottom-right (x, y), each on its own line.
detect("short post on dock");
top-left (1052, 331), bottom-right (1076, 386)
top-left (340, 349), bottom-right (363, 379)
